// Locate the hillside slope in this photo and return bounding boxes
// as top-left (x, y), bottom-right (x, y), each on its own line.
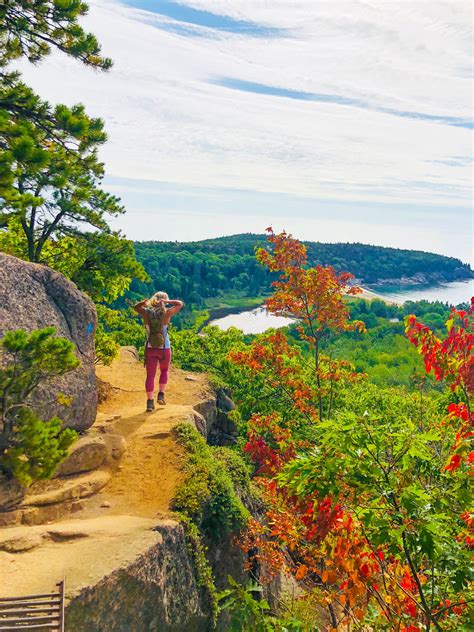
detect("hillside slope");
top-left (126, 234), bottom-right (473, 310)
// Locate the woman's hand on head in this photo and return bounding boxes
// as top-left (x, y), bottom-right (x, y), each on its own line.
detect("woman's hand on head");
top-left (133, 299), bottom-right (148, 315)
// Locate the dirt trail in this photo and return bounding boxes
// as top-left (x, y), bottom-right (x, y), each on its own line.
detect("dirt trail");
top-left (0, 347), bottom-right (212, 598)
top-left (86, 347), bottom-right (210, 518)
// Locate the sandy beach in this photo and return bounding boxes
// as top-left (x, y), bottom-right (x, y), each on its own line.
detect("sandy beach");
top-left (355, 287), bottom-right (398, 304)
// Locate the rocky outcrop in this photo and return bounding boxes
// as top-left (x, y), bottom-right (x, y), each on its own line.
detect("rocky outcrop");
top-left (23, 471), bottom-right (111, 507)
top-left (0, 253), bottom-right (97, 432)
top-left (0, 477), bottom-right (25, 510)
top-left (0, 348), bottom-right (245, 630)
top-left (0, 470), bottom-right (111, 526)
top-left (202, 387), bottom-right (238, 446)
top-left (55, 433), bottom-right (126, 478)
top-left (65, 520), bottom-right (211, 632)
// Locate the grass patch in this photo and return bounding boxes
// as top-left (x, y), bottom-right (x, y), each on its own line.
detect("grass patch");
top-left (205, 292), bottom-right (267, 312)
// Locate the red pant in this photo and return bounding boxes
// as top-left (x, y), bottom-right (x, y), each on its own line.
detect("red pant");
top-left (145, 348), bottom-right (171, 392)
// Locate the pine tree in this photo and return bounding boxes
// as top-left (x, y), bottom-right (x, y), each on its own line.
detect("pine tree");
top-left (0, 328), bottom-right (79, 486)
top-left (0, 1), bottom-right (111, 68)
top-left (0, 0), bottom-right (147, 302)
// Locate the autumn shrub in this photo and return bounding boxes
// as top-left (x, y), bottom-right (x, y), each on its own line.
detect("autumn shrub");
top-left (230, 232), bottom-right (473, 631)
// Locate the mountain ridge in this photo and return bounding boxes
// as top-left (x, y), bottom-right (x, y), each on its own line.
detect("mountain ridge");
top-left (128, 235), bottom-right (472, 309)
top-left (135, 232), bottom-right (473, 272)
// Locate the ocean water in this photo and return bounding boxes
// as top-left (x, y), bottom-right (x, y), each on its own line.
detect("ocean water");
top-left (373, 279), bottom-right (474, 306)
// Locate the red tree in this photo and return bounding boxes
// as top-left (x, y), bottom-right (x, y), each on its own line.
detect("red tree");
top-left (256, 228), bottom-right (364, 420)
top-left (406, 298), bottom-right (473, 472)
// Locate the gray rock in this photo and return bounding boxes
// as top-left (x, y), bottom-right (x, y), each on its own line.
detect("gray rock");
top-left (0, 253), bottom-right (97, 431)
top-left (56, 437), bottom-right (107, 477)
top-left (217, 389), bottom-right (236, 413)
top-left (65, 520), bottom-right (211, 632)
top-left (191, 411), bottom-right (207, 436)
top-left (193, 397), bottom-right (218, 430)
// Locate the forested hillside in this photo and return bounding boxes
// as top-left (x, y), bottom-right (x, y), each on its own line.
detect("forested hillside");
top-left (128, 234), bottom-right (473, 307)
top-left (167, 231), bottom-right (473, 630)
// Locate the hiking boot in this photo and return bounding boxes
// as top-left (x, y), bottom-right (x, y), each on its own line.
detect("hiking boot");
top-left (157, 391), bottom-right (166, 406)
top-left (146, 399), bottom-right (155, 412)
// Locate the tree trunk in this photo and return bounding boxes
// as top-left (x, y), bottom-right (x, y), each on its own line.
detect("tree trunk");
top-left (20, 216), bottom-right (36, 262)
top-left (315, 337), bottom-right (323, 421)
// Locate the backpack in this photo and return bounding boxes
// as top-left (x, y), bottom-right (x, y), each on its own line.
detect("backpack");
top-left (147, 314), bottom-right (165, 348)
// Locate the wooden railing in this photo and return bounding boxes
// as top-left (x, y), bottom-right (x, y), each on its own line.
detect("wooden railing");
top-left (0, 581), bottom-right (65, 631)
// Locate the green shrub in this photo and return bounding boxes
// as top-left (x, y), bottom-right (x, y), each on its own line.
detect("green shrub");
top-left (172, 424), bottom-right (250, 538)
top-left (172, 424), bottom-right (253, 628)
top-left (180, 516), bottom-right (219, 626)
top-left (217, 577), bottom-right (306, 631)
top-left (95, 304), bottom-right (145, 364)
top-left (213, 446), bottom-right (252, 491)
top-left (94, 321), bottom-right (120, 366)
top-left (0, 328), bottom-right (79, 486)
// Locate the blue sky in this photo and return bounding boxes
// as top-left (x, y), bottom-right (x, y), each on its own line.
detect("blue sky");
top-left (123, 0), bottom-right (286, 35)
top-left (17, 0), bottom-right (473, 263)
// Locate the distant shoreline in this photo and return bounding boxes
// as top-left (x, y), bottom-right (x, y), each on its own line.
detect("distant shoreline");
top-left (356, 287), bottom-right (398, 304)
top-left (204, 288), bottom-right (392, 327)
top-left (204, 279), bottom-right (472, 327)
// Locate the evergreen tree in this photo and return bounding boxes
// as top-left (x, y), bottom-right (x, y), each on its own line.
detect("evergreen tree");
top-left (0, 0), bottom-right (147, 300)
top-left (0, 328), bottom-right (78, 486)
top-left (0, 84), bottom-right (125, 262)
top-left (0, 0), bottom-right (111, 68)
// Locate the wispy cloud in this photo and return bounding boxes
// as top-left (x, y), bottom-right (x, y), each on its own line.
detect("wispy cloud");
top-left (104, 175), bottom-right (473, 265)
top-left (212, 77), bottom-right (474, 129)
top-left (16, 0), bottom-right (473, 261)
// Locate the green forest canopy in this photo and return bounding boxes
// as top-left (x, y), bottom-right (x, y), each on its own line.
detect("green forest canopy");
top-left (129, 234), bottom-right (473, 307)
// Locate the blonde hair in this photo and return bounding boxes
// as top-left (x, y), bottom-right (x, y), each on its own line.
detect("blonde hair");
top-left (146, 291), bottom-right (169, 314)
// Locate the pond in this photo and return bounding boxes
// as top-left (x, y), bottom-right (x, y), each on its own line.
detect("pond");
top-left (208, 307), bottom-right (294, 334)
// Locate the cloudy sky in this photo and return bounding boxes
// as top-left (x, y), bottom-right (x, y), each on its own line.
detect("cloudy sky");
top-left (21, 0), bottom-right (473, 262)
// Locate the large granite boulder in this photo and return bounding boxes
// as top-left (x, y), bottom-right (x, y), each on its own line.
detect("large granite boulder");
top-left (56, 437), bottom-right (107, 477)
top-left (0, 253), bottom-right (97, 432)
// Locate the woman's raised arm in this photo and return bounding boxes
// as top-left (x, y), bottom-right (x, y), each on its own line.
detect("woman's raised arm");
top-left (133, 299), bottom-right (148, 316)
top-left (166, 300), bottom-right (184, 316)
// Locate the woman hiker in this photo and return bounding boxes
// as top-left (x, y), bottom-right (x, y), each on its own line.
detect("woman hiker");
top-left (134, 292), bottom-right (184, 412)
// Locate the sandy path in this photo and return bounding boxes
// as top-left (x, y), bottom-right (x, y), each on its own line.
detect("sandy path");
top-left (0, 347), bottom-right (211, 598)
top-left (82, 347), bottom-right (211, 518)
